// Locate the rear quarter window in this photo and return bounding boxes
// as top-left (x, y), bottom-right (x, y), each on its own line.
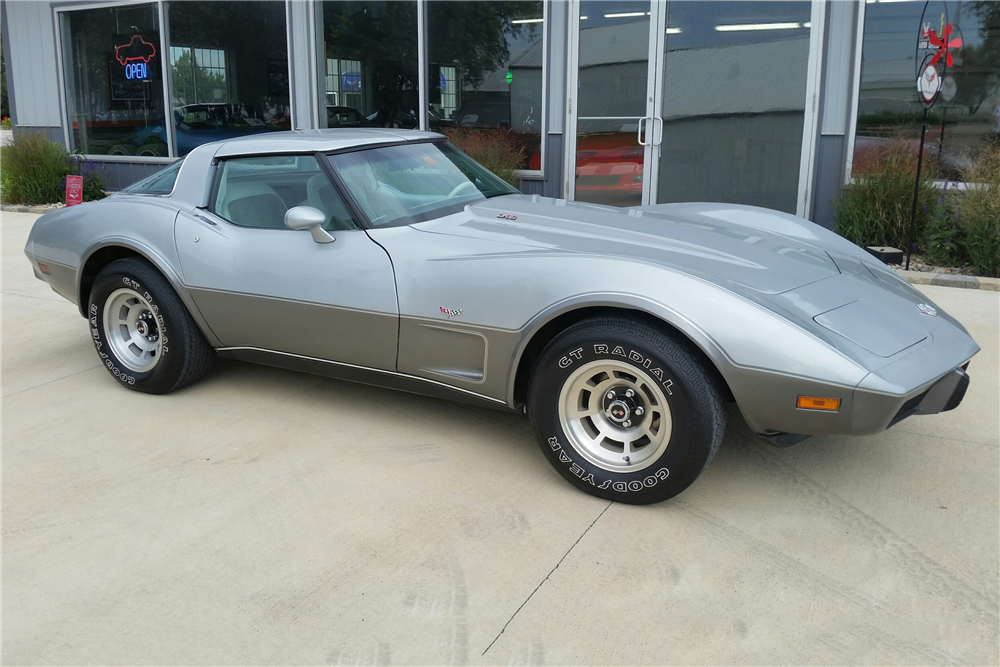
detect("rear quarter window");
top-left (123, 159), bottom-right (184, 195)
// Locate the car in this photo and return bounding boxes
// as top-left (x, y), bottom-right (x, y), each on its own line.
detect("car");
top-left (326, 105), bottom-right (366, 128)
top-left (114, 35), bottom-right (157, 66)
top-left (24, 129), bottom-right (980, 504)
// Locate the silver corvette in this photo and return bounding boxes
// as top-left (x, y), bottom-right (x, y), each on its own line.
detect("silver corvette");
top-left (25, 129), bottom-right (979, 503)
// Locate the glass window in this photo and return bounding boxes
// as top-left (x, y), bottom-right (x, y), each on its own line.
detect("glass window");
top-left (320, 2), bottom-right (420, 130)
top-left (656, 1), bottom-right (812, 213)
top-left (573, 1), bottom-right (651, 207)
top-left (211, 156), bottom-right (358, 231)
top-left (853, 1), bottom-right (1000, 180)
top-left (328, 142), bottom-right (518, 227)
top-left (427, 1), bottom-right (544, 170)
top-left (167, 1), bottom-right (291, 157)
top-left (61, 4), bottom-right (167, 156)
top-left (123, 158), bottom-right (184, 194)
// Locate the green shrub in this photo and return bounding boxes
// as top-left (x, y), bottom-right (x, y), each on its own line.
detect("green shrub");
top-left (0, 132), bottom-right (68, 204)
top-left (442, 128), bottom-right (526, 186)
top-left (0, 132), bottom-right (107, 205)
top-left (922, 185), bottom-right (966, 267)
top-left (960, 146), bottom-right (1000, 278)
top-left (1, 117), bottom-right (11, 130)
top-left (834, 137), bottom-right (939, 251)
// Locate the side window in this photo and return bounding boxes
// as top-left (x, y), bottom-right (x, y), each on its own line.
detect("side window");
top-left (123, 159), bottom-right (184, 195)
top-left (210, 155), bottom-right (358, 231)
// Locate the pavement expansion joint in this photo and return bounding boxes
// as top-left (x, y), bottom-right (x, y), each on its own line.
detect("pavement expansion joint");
top-left (481, 500), bottom-right (613, 656)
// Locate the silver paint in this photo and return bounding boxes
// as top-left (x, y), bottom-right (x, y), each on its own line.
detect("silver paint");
top-left (23, 129), bottom-right (980, 440)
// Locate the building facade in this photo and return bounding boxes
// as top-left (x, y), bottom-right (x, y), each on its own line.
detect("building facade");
top-left (3, 0), bottom-right (999, 227)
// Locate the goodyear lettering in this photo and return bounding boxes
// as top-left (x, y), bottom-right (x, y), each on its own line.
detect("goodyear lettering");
top-left (548, 434), bottom-right (669, 493)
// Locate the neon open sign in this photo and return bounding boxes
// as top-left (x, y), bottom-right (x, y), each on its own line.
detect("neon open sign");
top-left (125, 62), bottom-right (148, 80)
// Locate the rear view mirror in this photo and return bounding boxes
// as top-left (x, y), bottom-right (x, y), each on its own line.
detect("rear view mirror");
top-left (284, 206), bottom-right (334, 244)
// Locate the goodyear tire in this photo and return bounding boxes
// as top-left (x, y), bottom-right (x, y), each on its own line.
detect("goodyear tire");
top-left (528, 317), bottom-right (726, 504)
top-left (88, 257), bottom-right (213, 394)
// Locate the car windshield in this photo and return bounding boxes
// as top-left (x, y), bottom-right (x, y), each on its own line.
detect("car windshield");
top-left (327, 141), bottom-right (518, 227)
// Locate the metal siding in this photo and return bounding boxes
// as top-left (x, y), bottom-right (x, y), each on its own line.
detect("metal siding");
top-left (810, 134), bottom-right (846, 230)
top-left (517, 179), bottom-right (544, 195)
top-left (810, 1), bottom-right (860, 227)
top-left (543, 133), bottom-right (563, 198)
top-left (546, 0), bottom-right (566, 134)
top-left (6, 1), bottom-right (61, 127)
top-left (286, 0), bottom-right (317, 129)
top-left (94, 161), bottom-right (172, 191)
top-left (819, 0), bottom-right (857, 136)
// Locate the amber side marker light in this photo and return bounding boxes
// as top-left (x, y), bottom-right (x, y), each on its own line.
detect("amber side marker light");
top-left (797, 396), bottom-right (841, 411)
top-left (37, 263), bottom-right (51, 275)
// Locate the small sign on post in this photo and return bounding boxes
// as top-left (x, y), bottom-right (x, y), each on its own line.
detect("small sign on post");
top-left (65, 175), bottom-right (83, 207)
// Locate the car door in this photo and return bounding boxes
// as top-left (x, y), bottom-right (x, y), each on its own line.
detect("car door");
top-left (174, 154), bottom-right (398, 371)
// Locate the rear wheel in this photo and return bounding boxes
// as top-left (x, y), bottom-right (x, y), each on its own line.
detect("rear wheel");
top-left (88, 258), bottom-right (213, 394)
top-left (528, 316), bottom-right (725, 504)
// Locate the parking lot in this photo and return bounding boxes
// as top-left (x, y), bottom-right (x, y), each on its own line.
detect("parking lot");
top-left (3, 210), bottom-right (998, 665)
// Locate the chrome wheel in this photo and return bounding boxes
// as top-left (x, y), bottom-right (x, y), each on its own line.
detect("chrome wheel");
top-left (102, 287), bottom-right (163, 373)
top-left (558, 360), bottom-right (673, 472)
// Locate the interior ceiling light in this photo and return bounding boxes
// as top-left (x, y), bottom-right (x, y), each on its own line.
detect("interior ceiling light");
top-left (605, 12), bottom-right (649, 18)
top-left (716, 22), bottom-right (803, 31)
top-left (665, 27), bottom-right (682, 34)
top-left (512, 18), bottom-right (543, 24)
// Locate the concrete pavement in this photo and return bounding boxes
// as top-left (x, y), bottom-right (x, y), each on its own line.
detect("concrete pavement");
top-left (3, 210), bottom-right (998, 665)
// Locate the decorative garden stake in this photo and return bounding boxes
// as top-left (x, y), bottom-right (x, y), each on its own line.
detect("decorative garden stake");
top-left (906, 3), bottom-right (961, 271)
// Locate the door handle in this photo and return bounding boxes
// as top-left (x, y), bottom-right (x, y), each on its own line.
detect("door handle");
top-left (637, 117), bottom-right (649, 146)
top-left (652, 116), bottom-right (663, 146)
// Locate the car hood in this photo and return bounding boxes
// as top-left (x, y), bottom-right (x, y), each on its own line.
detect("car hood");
top-left (427, 195), bottom-right (846, 295)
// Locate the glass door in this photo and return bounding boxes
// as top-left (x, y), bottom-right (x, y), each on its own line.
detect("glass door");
top-left (648, 1), bottom-right (818, 215)
top-left (570, 1), bottom-right (659, 206)
top-left (567, 0), bottom-right (821, 214)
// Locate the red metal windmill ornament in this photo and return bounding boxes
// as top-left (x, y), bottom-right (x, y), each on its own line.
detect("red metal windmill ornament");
top-left (928, 25), bottom-right (962, 68)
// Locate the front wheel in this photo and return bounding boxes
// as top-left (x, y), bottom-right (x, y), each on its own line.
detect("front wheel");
top-left (528, 317), bottom-right (726, 504)
top-left (88, 258), bottom-right (214, 394)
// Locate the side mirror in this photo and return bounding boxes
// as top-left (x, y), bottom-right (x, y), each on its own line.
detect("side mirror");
top-left (284, 206), bottom-right (335, 244)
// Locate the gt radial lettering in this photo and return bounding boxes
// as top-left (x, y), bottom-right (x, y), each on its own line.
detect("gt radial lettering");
top-left (439, 306), bottom-right (463, 319)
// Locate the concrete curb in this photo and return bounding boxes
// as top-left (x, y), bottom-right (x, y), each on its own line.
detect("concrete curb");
top-left (1, 204), bottom-right (63, 214)
top-left (896, 268), bottom-right (999, 292)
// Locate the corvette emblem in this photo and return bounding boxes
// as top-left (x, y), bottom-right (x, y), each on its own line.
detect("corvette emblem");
top-left (917, 303), bottom-right (938, 317)
top-left (497, 213), bottom-right (517, 220)
top-left (439, 307), bottom-right (463, 319)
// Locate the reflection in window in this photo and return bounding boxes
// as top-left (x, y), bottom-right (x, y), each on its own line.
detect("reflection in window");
top-left (574, 1), bottom-right (651, 207)
top-left (427, 1), bottom-right (544, 170)
top-left (170, 46), bottom-right (228, 105)
top-left (321, 2), bottom-right (420, 130)
top-left (657, 1), bottom-right (812, 213)
top-left (854, 1), bottom-right (1000, 179)
top-left (61, 3), bottom-right (167, 156)
top-left (167, 1), bottom-right (290, 156)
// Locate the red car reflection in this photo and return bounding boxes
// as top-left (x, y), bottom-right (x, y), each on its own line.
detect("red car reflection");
top-left (575, 133), bottom-right (644, 194)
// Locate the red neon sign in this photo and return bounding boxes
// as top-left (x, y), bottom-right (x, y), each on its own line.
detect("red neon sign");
top-left (115, 35), bottom-right (157, 66)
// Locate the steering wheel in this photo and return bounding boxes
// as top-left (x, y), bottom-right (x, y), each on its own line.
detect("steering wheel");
top-left (447, 181), bottom-right (479, 199)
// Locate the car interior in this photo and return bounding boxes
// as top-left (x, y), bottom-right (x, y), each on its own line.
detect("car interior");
top-left (212, 156), bottom-right (357, 231)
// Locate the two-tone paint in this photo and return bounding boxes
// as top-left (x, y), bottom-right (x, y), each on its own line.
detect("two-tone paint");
top-left (24, 129), bottom-right (979, 440)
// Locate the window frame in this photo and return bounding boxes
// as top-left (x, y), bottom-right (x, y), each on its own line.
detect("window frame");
top-left (54, 0), bottom-right (175, 163)
top-left (54, 0), bottom-right (295, 163)
top-left (207, 152), bottom-right (360, 231)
